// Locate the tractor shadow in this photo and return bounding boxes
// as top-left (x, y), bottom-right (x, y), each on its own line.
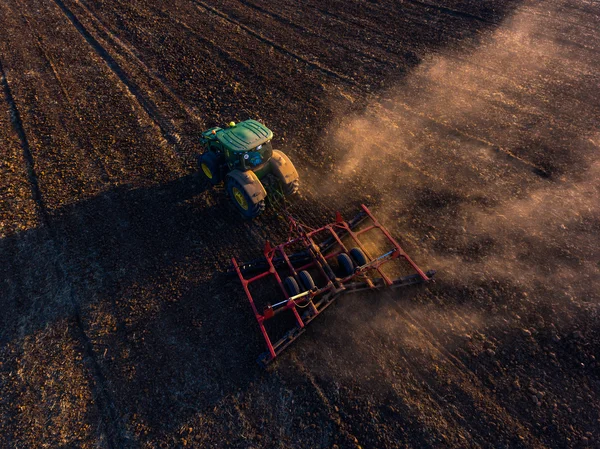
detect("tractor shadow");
top-left (0, 172), bottom-right (276, 439)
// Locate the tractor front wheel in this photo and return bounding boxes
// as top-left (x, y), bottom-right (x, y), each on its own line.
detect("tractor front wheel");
top-left (226, 177), bottom-right (265, 219)
top-left (199, 152), bottom-right (221, 185)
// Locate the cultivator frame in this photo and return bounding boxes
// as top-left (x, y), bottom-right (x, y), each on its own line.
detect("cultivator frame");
top-left (231, 204), bottom-right (435, 365)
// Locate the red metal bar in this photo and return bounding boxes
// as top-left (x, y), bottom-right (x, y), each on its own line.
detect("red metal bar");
top-left (247, 270), bottom-right (272, 283)
top-left (263, 249), bottom-right (304, 329)
top-left (356, 225), bottom-right (376, 235)
top-left (325, 225), bottom-right (349, 252)
top-left (233, 204), bottom-right (433, 365)
top-left (278, 245), bottom-right (298, 277)
top-left (232, 257), bottom-right (276, 359)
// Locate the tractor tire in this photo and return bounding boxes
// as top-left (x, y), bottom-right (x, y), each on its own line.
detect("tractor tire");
top-left (199, 152), bottom-right (221, 185)
top-left (226, 177), bottom-right (265, 219)
top-left (337, 253), bottom-right (355, 277)
top-left (349, 247), bottom-right (368, 267)
top-left (284, 276), bottom-right (300, 297)
top-left (298, 270), bottom-right (316, 291)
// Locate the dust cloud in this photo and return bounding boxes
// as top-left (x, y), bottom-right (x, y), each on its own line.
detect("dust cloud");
top-left (316, 4), bottom-right (600, 300)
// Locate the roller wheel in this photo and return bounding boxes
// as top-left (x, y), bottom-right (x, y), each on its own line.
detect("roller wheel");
top-left (337, 253), bottom-right (355, 277)
top-left (198, 151), bottom-right (221, 185)
top-left (226, 177), bottom-right (265, 219)
top-left (349, 247), bottom-right (368, 267)
top-left (298, 270), bottom-right (316, 291)
top-left (284, 276), bottom-right (300, 297)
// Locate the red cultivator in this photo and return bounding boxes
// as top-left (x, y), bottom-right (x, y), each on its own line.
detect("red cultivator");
top-left (231, 205), bottom-right (435, 366)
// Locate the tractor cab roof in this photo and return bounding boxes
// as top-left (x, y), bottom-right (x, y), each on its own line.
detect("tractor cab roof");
top-left (216, 120), bottom-right (273, 152)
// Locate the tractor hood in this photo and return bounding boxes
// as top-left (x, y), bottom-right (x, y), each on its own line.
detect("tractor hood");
top-left (216, 120), bottom-right (273, 152)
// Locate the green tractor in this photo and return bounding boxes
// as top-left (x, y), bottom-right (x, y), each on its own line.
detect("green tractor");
top-left (198, 120), bottom-right (299, 218)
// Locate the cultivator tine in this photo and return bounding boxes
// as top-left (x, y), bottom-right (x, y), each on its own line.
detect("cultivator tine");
top-left (232, 204), bottom-right (434, 365)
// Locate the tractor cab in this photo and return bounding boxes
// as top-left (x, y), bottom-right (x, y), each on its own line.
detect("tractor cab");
top-left (216, 120), bottom-right (274, 171)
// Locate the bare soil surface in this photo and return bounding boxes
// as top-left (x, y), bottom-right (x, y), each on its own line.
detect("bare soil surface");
top-left (1, 0), bottom-right (599, 448)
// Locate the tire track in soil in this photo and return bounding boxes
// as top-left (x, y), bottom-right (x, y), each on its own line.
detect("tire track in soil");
top-left (289, 354), bottom-right (361, 447)
top-left (130, 0), bottom-right (322, 110)
top-left (382, 99), bottom-right (552, 179)
top-left (299, 308), bottom-right (481, 447)
top-left (189, 0), bottom-right (356, 86)
top-left (235, 0), bottom-right (502, 84)
top-left (0, 56), bottom-right (126, 449)
top-left (68, 0), bottom-right (206, 133)
top-left (366, 331), bottom-right (483, 447)
top-left (69, 0), bottom-right (554, 185)
top-left (407, 0), bottom-right (491, 24)
top-left (15, 2), bottom-right (112, 183)
top-left (225, 0), bottom-right (399, 71)
top-left (297, 0), bottom-right (597, 106)
top-left (383, 296), bottom-right (546, 448)
top-left (346, 304), bottom-right (485, 446)
top-left (0, 60), bottom-right (49, 226)
top-left (392, 0), bottom-right (598, 53)
top-left (51, 0), bottom-right (188, 163)
top-left (318, 302), bottom-right (519, 447)
top-left (47, 0), bottom-right (250, 282)
top-left (247, 0), bottom-right (598, 127)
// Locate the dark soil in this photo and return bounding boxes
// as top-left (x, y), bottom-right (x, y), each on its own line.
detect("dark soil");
top-left (1, 0), bottom-right (599, 448)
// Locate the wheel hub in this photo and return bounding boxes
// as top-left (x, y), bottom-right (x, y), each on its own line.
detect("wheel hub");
top-left (201, 163), bottom-right (213, 179)
top-left (232, 187), bottom-right (249, 210)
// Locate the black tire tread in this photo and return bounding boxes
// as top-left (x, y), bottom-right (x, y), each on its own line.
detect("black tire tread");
top-left (284, 276), bottom-right (300, 296)
top-left (349, 247), bottom-right (368, 267)
top-left (298, 270), bottom-right (316, 291)
top-left (199, 151), bottom-right (221, 185)
top-left (337, 253), bottom-right (355, 277)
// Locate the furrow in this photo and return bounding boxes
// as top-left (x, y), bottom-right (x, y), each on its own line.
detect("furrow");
top-left (16, 2), bottom-right (112, 183)
top-left (1, 40), bottom-right (126, 449)
top-left (385, 100), bottom-right (552, 178)
top-left (190, 0), bottom-right (356, 86)
top-left (72, 0), bottom-right (205, 127)
top-left (385, 297), bottom-right (547, 448)
top-left (51, 0), bottom-right (184, 158)
top-left (0, 59), bottom-right (49, 226)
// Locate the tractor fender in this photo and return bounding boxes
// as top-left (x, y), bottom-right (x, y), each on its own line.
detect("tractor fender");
top-left (269, 150), bottom-right (299, 185)
top-left (226, 170), bottom-right (267, 205)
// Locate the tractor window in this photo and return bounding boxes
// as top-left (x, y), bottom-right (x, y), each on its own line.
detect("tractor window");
top-left (261, 142), bottom-right (273, 161)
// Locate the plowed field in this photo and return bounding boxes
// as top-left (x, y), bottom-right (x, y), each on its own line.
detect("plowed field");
top-left (1, 0), bottom-right (599, 448)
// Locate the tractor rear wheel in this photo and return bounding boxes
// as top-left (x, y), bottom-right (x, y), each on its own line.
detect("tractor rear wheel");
top-left (298, 271), bottom-right (316, 291)
top-left (199, 152), bottom-right (221, 185)
top-left (337, 253), bottom-right (355, 277)
top-left (284, 276), bottom-right (300, 297)
top-left (226, 177), bottom-right (265, 219)
top-left (349, 247), bottom-right (368, 267)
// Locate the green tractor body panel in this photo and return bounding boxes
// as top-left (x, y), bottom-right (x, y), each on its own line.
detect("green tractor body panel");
top-left (216, 120), bottom-right (273, 153)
